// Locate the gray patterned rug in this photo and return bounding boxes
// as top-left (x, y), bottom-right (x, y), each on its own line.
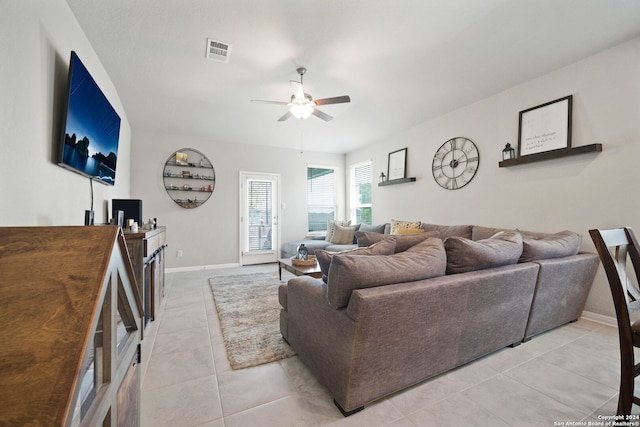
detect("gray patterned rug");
top-left (209, 272), bottom-right (296, 370)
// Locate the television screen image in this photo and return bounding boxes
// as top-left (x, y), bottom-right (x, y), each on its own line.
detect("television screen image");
top-left (58, 51), bottom-right (121, 185)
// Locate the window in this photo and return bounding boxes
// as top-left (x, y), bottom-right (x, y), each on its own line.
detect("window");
top-left (350, 161), bottom-right (372, 224)
top-left (307, 166), bottom-right (336, 232)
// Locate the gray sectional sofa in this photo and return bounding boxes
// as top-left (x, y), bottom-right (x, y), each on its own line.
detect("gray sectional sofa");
top-left (278, 223), bottom-right (600, 416)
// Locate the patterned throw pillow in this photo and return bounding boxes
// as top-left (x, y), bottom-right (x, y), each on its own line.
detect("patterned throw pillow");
top-left (329, 224), bottom-right (357, 244)
top-left (390, 219), bottom-right (422, 235)
top-left (326, 220), bottom-right (351, 241)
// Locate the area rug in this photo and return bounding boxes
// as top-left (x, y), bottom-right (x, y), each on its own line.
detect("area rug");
top-left (209, 272), bottom-right (296, 370)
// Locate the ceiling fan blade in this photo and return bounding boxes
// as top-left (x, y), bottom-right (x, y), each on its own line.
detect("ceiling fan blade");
top-left (313, 95), bottom-right (351, 106)
top-left (277, 111), bottom-right (293, 122)
top-left (251, 100), bottom-right (288, 105)
top-left (290, 81), bottom-right (305, 100)
top-left (312, 108), bottom-right (333, 122)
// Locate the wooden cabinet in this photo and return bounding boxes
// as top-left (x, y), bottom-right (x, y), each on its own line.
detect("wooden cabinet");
top-left (123, 226), bottom-right (166, 326)
top-left (0, 226), bottom-right (143, 426)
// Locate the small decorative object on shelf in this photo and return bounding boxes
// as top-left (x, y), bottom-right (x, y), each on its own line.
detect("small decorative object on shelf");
top-left (502, 143), bottom-right (516, 161)
top-left (163, 148), bottom-right (216, 209)
top-left (379, 172), bottom-right (387, 184)
top-left (296, 243), bottom-right (309, 260)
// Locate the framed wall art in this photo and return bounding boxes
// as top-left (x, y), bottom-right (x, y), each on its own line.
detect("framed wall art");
top-left (387, 148), bottom-right (407, 181)
top-left (518, 95), bottom-right (572, 157)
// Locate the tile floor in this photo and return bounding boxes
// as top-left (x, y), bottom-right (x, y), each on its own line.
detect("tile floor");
top-left (140, 265), bottom-right (638, 427)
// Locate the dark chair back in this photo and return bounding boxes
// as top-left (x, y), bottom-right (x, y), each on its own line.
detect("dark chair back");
top-left (589, 227), bottom-right (640, 414)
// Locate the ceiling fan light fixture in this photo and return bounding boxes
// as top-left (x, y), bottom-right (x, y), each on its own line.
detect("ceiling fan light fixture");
top-left (289, 101), bottom-right (315, 120)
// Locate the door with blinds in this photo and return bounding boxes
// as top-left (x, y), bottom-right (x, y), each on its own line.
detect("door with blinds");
top-left (240, 172), bottom-right (280, 265)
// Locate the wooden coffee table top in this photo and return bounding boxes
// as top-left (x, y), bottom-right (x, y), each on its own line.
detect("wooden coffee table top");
top-left (278, 257), bottom-right (322, 279)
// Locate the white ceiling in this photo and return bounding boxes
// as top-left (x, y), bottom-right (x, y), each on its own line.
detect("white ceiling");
top-left (66, 0), bottom-right (640, 154)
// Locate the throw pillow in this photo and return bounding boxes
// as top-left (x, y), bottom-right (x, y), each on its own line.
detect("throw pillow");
top-left (358, 223), bottom-right (388, 234)
top-left (326, 237), bottom-right (447, 309)
top-left (394, 228), bottom-right (426, 235)
top-left (390, 219), bottom-right (422, 235)
top-left (421, 223), bottom-right (473, 239)
top-left (518, 230), bottom-right (582, 262)
top-left (326, 220), bottom-right (351, 242)
top-left (316, 239), bottom-right (397, 279)
top-left (355, 230), bottom-right (439, 252)
top-left (329, 224), bottom-right (357, 244)
top-left (444, 231), bottom-right (523, 274)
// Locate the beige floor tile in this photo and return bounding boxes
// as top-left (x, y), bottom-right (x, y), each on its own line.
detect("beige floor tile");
top-left (503, 357), bottom-right (617, 413)
top-left (409, 393), bottom-right (510, 427)
top-left (463, 374), bottom-right (584, 426)
top-left (217, 362), bottom-right (297, 416)
top-left (143, 342), bottom-right (215, 391)
top-left (141, 375), bottom-right (222, 427)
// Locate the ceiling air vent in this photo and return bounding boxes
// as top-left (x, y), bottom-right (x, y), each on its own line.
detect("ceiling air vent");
top-left (206, 38), bottom-right (231, 63)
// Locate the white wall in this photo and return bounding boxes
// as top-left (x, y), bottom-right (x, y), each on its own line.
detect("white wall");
top-left (0, 1), bottom-right (131, 226)
top-left (346, 36), bottom-right (640, 318)
top-left (130, 130), bottom-right (345, 269)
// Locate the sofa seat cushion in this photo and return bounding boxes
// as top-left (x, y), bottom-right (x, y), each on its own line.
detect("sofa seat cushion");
top-left (444, 231), bottom-right (523, 274)
top-left (519, 230), bottom-right (582, 262)
top-left (326, 237), bottom-right (446, 309)
top-left (316, 239), bottom-right (397, 279)
top-left (421, 223), bottom-right (473, 239)
top-left (355, 230), bottom-right (439, 253)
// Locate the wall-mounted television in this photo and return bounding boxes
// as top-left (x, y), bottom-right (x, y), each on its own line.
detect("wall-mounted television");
top-left (58, 51), bottom-right (121, 185)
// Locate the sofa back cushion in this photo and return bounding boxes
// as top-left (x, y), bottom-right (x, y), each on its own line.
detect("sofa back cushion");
top-left (519, 230), bottom-right (582, 262)
top-left (326, 237), bottom-right (446, 309)
top-left (421, 223), bottom-right (473, 239)
top-left (444, 231), bottom-right (523, 274)
top-left (316, 239), bottom-right (397, 280)
top-left (355, 230), bottom-right (439, 252)
top-left (472, 225), bottom-right (513, 241)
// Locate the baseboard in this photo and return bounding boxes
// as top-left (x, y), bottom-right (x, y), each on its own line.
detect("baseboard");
top-left (581, 310), bottom-right (617, 327)
top-left (166, 263), bottom-right (242, 273)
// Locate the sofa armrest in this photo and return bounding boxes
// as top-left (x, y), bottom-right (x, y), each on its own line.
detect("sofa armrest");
top-left (283, 276), bottom-right (358, 406)
top-left (524, 252), bottom-right (600, 339)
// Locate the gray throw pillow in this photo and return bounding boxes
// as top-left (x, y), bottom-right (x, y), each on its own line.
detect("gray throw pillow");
top-left (316, 239), bottom-right (397, 280)
top-left (326, 237), bottom-right (446, 309)
top-left (444, 231), bottom-right (523, 274)
top-left (355, 230), bottom-right (439, 252)
top-left (358, 223), bottom-right (387, 234)
top-left (518, 230), bottom-right (582, 262)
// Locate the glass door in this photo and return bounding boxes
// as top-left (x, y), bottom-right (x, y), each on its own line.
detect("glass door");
top-left (240, 172), bottom-right (280, 265)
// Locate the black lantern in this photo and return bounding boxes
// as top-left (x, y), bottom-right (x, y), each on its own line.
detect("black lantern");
top-left (379, 172), bottom-right (387, 184)
top-left (502, 143), bottom-right (516, 161)
top-left (296, 243), bottom-right (308, 260)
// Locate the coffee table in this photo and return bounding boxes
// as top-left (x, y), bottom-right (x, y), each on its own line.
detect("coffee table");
top-left (278, 257), bottom-right (322, 280)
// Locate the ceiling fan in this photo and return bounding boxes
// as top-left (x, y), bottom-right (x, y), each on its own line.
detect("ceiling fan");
top-left (251, 67), bottom-right (351, 122)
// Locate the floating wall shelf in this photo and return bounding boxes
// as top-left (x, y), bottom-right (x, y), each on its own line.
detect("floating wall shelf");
top-left (498, 144), bottom-right (602, 168)
top-left (378, 177), bottom-right (417, 187)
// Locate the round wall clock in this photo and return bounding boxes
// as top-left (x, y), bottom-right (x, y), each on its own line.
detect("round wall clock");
top-left (432, 137), bottom-right (479, 190)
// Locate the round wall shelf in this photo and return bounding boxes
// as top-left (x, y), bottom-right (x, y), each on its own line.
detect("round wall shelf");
top-left (163, 148), bottom-right (215, 209)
